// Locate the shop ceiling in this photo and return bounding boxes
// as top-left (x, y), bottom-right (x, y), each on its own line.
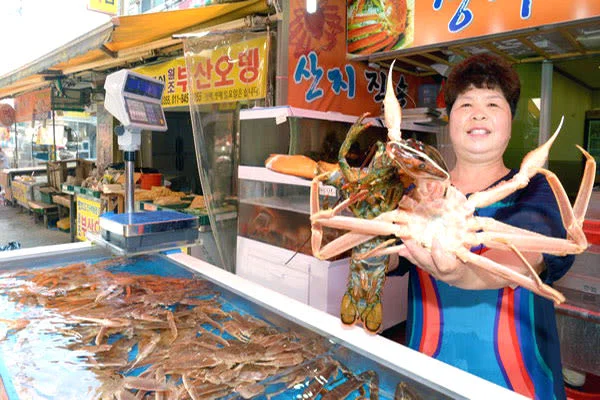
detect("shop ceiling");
top-left (361, 18), bottom-right (600, 90)
top-left (0, 0), bottom-right (271, 100)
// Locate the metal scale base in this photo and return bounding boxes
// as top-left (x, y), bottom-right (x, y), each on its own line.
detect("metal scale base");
top-left (98, 210), bottom-right (199, 254)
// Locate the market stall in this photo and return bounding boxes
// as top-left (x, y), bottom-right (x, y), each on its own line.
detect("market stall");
top-left (0, 166), bottom-right (46, 205)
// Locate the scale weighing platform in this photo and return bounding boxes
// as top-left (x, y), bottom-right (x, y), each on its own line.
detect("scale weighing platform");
top-left (99, 211), bottom-right (199, 254)
top-left (95, 69), bottom-right (199, 254)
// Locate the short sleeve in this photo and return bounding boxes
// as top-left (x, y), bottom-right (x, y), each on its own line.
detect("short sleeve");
top-left (492, 173), bottom-right (575, 284)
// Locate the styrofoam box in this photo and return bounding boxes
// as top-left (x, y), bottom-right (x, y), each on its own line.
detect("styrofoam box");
top-left (236, 236), bottom-right (408, 331)
top-left (555, 249), bottom-right (600, 296)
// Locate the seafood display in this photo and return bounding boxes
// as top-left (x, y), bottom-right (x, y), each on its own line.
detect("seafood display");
top-left (310, 62), bottom-right (596, 305)
top-left (0, 254), bottom-right (432, 399)
top-left (238, 203), bottom-right (350, 259)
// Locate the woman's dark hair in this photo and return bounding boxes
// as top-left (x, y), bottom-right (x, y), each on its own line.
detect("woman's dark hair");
top-left (444, 53), bottom-right (521, 118)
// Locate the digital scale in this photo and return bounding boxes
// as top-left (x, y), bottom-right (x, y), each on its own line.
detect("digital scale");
top-left (94, 69), bottom-right (199, 254)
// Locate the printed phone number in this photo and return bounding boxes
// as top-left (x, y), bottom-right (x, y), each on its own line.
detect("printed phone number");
top-left (162, 87), bottom-right (262, 105)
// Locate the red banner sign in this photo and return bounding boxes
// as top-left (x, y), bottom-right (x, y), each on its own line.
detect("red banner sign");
top-left (287, 0), bottom-right (437, 115)
top-left (14, 88), bottom-right (52, 123)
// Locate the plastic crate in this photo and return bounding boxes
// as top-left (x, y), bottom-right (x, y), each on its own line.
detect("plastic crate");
top-left (75, 186), bottom-right (101, 198)
top-left (33, 185), bottom-right (43, 202)
top-left (583, 219), bottom-right (600, 246)
top-left (39, 187), bottom-right (56, 204)
top-left (61, 183), bottom-right (75, 193)
top-left (47, 161), bottom-right (69, 191)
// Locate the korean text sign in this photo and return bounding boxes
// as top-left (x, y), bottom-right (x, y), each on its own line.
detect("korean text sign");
top-left (287, 0), bottom-right (436, 115)
top-left (76, 195), bottom-right (101, 241)
top-left (135, 36), bottom-right (268, 108)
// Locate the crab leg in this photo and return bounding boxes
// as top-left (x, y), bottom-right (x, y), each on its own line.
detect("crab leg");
top-left (455, 248), bottom-right (565, 304)
top-left (313, 210), bottom-right (409, 236)
top-left (310, 171), bottom-right (373, 259)
top-left (572, 146), bottom-right (596, 221)
top-left (506, 243), bottom-right (545, 289)
top-left (363, 238), bottom-right (570, 304)
top-left (314, 230), bottom-right (377, 261)
top-left (468, 117), bottom-right (564, 209)
top-left (467, 216), bottom-right (583, 254)
top-left (475, 230), bottom-right (583, 255)
top-left (310, 210), bottom-right (409, 260)
top-left (535, 146), bottom-right (595, 248)
top-left (310, 212), bottom-right (567, 303)
top-left (383, 61), bottom-right (402, 141)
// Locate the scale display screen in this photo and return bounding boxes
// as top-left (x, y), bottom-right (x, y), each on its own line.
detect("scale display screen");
top-left (104, 69), bottom-right (168, 132)
top-left (124, 74), bottom-right (163, 100)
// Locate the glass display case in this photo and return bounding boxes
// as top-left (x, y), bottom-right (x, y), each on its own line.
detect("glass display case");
top-left (0, 243), bottom-right (524, 399)
top-left (237, 166), bottom-right (343, 257)
top-left (237, 106), bottom-right (390, 260)
top-left (239, 107), bottom-right (389, 167)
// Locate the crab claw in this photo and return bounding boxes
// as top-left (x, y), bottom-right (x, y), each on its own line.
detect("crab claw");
top-left (384, 60), bottom-right (402, 141)
top-left (518, 116), bottom-right (564, 180)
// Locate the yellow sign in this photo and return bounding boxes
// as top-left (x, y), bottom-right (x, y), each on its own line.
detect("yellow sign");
top-left (135, 36), bottom-right (269, 107)
top-left (11, 181), bottom-right (29, 207)
top-left (76, 195), bottom-right (101, 241)
top-left (87, 0), bottom-right (117, 15)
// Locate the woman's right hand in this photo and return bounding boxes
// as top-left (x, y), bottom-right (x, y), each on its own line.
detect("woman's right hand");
top-left (398, 239), bottom-right (467, 284)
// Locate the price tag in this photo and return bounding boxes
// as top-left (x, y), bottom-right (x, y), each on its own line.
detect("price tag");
top-left (319, 184), bottom-right (337, 197)
top-left (275, 115), bottom-right (287, 125)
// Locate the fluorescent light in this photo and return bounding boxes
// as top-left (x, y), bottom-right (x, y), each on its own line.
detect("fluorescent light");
top-left (306, 0), bottom-right (317, 14)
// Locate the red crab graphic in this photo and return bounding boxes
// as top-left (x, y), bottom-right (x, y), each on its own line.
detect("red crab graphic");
top-left (289, 0), bottom-right (344, 58)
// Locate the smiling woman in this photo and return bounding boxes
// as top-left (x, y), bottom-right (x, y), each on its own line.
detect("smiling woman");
top-left (391, 52), bottom-right (580, 400)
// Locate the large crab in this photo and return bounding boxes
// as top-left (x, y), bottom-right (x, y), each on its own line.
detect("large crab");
top-left (310, 62), bottom-right (596, 306)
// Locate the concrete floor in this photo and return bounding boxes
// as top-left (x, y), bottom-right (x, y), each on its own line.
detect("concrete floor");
top-left (0, 202), bottom-right (72, 249)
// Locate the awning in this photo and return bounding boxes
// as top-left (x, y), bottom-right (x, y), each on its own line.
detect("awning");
top-left (0, 0), bottom-right (270, 100)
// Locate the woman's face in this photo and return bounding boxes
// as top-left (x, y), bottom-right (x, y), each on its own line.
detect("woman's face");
top-left (449, 85), bottom-right (513, 165)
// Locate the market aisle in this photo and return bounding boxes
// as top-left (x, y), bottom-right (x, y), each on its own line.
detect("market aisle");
top-left (0, 203), bottom-right (71, 249)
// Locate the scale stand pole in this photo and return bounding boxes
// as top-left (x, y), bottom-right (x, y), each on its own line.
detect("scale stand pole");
top-left (124, 150), bottom-right (136, 214)
top-left (116, 126), bottom-right (141, 215)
